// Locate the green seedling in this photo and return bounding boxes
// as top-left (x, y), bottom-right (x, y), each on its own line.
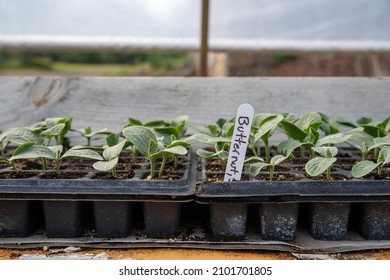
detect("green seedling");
top-left (351, 146), bottom-right (390, 178)
top-left (318, 112), bottom-right (341, 135)
top-left (74, 127), bottom-right (110, 146)
top-left (250, 113), bottom-right (283, 162)
top-left (345, 128), bottom-right (374, 160)
top-left (187, 133), bottom-right (231, 169)
top-left (9, 142), bottom-right (102, 174)
top-left (305, 146), bottom-right (338, 179)
top-left (0, 127), bottom-right (43, 159)
top-left (123, 126), bottom-right (190, 178)
top-left (30, 117), bottom-right (73, 146)
top-left (360, 116), bottom-right (390, 138)
top-left (93, 139), bottom-right (128, 177)
top-left (246, 155), bottom-right (287, 181)
top-left (193, 118), bottom-right (228, 137)
top-left (153, 115), bottom-right (189, 143)
top-left (277, 132), bottom-right (350, 161)
top-left (279, 112), bottom-right (323, 158)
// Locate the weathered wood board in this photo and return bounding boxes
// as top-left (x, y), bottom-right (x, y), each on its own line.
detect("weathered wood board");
top-left (0, 77), bottom-right (389, 132)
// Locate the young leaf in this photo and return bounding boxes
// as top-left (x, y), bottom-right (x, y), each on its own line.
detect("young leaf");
top-left (346, 128), bottom-right (374, 145)
top-left (48, 145), bottom-right (64, 157)
top-left (357, 117), bottom-right (372, 125)
top-left (312, 147), bottom-right (338, 158)
top-left (166, 140), bottom-right (191, 149)
top-left (296, 112), bottom-right (322, 131)
top-left (373, 135), bottom-right (390, 145)
top-left (10, 143), bottom-right (56, 161)
top-left (279, 121), bottom-right (307, 142)
top-left (270, 155), bottom-right (287, 166)
top-left (277, 139), bottom-right (304, 157)
top-left (185, 134), bottom-right (230, 145)
top-left (106, 133), bottom-right (120, 147)
top-left (62, 148), bottom-right (103, 161)
top-left (0, 127), bottom-right (43, 145)
top-left (351, 161), bottom-right (379, 178)
top-left (197, 149), bottom-right (215, 160)
top-left (379, 147), bottom-right (390, 164)
top-left (244, 156), bottom-right (264, 164)
top-left (305, 157), bottom-right (337, 177)
top-left (102, 140), bottom-right (127, 161)
top-left (127, 118), bottom-right (143, 126)
top-left (216, 150), bottom-right (229, 160)
top-left (93, 157), bottom-right (119, 172)
top-left (41, 123), bottom-right (65, 137)
top-left (249, 162), bottom-right (270, 177)
top-left (254, 115), bottom-right (283, 143)
top-left (123, 126), bottom-right (158, 156)
top-left (160, 145), bottom-right (188, 156)
top-left (316, 133), bottom-right (350, 147)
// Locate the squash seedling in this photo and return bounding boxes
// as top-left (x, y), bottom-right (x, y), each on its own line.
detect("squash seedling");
top-left (187, 133), bottom-right (231, 170)
top-left (9, 142), bottom-right (102, 174)
top-left (123, 126), bottom-right (190, 178)
top-left (93, 139), bottom-right (127, 177)
top-left (74, 126), bottom-right (110, 146)
top-left (305, 146), bottom-right (338, 179)
top-left (0, 127), bottom-right (43, 159)
top-left (246, 154), bottom-right (287, 181)
top-left (193, 118), bottom-right (228, 137)
top-left (279, 112), bottom-right (323, 159)
top-left (250, 113), bottom-right (283, 162)
top-left (303, 133), bottom-right (350, 179)
top-left (30, 117), bottom-right (72, 147)
top-left (352, 146), bottom-right (390, 178)
top-left (189, 118), bottom-right (234, 170)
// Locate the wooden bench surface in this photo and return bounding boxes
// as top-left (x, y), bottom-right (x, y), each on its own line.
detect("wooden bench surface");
top-left (0, 77), bottom-right (388, 132)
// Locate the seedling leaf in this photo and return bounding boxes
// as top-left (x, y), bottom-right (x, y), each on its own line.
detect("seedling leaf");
top-left (63, 147), bottom-right (103, 161)
top-left (10, 143), bottom-right (56, 161)
top-left (270, 155), bottom-right (287, 166)
top-left (249, 162), bottom-right (270, 177)
top-left (277, 139), bottom-right (304, 157)
top-left (123, 126), bottom-right (158, 156)
top-left (305, 157), bottom-right (337, 177)
top-left (102, 140), bottom-right (126, 161)
top-left (312, 146), bottom-right (338, 158)
top-left (279, 121), bottom-right (307, 142)
top-left (93, 157), bottom-right (119, 172)
top-left (316, 133), bottom-right (350, 147)
top-left (351, 161), bottom-right (379, 178)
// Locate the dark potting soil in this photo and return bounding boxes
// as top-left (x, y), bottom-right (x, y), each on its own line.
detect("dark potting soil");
top-left (254, 173), bottom-right (303, 181)
top-left (304, 173), bottom-right (351, 181)
top-left (38, 172), bottom-right (89, 179)
top-left (93, 171), bottom-right (135, 180)
top-left (0, 171), bottom-right (40, 179)
top-left (362, 170), bottom-right (390, 180)
top-left (142, 172), bottom-right (184, 180)
top-left (15, 159), bottom-right (53, 170)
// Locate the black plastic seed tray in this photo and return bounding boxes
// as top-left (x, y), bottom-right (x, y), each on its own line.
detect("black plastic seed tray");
top-left (0, 151), bottom-right (196, 201)
top-left (0, 151), bottom-right (196, 238)
top-left (196, 158), bottom-right (390, 203)
top-left (195, 150), bottom-right (390, 241)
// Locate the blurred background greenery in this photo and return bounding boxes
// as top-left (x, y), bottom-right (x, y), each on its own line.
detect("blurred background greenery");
top-left (0, 51), bottom-right (195, 76)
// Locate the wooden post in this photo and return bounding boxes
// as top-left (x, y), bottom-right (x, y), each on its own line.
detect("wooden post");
top-left (200, 0), bottom-right (209, 76)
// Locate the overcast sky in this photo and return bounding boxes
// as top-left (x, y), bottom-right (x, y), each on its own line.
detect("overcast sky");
top-left (0, 0), bottom-right (389, 40)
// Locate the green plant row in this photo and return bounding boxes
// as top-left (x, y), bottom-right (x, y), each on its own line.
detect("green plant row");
top-left (0, 112), bottom-right (389, 180)
top-left (0, 116), bottom-right (190, 179)
top-left (190, 112), bottom-right (390, 180)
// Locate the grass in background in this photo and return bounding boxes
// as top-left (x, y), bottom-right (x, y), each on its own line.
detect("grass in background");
top-left (0, 51), bottom-right (194, 76)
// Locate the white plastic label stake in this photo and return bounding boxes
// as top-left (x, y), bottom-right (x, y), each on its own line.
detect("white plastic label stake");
top-left (224, 103), bottom-right (254, 182)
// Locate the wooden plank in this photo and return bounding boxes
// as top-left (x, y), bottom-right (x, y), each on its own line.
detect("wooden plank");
top-left (0, 77), bottom-right (389, 133)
